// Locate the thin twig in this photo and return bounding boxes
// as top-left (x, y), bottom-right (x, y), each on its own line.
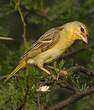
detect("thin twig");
top-left (15, 0), bottom-right (28, 49)
top-left (47, 86), bottom-right (94, 110)
top-left (0, 36), bottom-right (14, 40)
top-left (68, 65), bottom-right (94, 76)
top-left (37, 93), bottom-right (41, 110)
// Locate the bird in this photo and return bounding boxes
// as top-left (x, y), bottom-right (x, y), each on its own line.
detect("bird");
top-left (5, 21), bottom-right (88, 81)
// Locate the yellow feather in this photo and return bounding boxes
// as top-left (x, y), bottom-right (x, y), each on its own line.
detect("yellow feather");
top-left (5, 61), bottom-right (26, 82)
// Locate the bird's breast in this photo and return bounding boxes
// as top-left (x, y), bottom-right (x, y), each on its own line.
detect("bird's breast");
top-left (32, 35), bottom-right (75, 64)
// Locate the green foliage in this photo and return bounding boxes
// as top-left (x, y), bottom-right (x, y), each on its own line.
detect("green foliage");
top-left (0, 0), bottom-right (94, 110)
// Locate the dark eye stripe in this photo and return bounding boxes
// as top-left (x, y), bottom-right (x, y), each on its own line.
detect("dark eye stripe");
top-left (80, 27), bottom-right (84, 32)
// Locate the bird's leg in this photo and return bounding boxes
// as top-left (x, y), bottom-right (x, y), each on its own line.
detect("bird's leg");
top-left (46, 62), bottom-right (60, 80)
top-left (46, 63), bottom-right (68, 80)
top-left (40, 67), bottom-right (51, 75)
top-left (46, 62), bottom-right (58, 71)
top-left (28, 58), bottom-right (51, 75)
top-left (37, 63), bottom-right (51, 75)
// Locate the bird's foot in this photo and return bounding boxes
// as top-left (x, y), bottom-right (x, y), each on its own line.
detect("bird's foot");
top-left (59, 69), bottom-right (68, 78)
top-left (52, 69), bottom-right (68, 80)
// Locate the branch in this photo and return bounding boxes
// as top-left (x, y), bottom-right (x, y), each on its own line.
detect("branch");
top-left (15, 0), bottom-right (28, 50)
top-left (68, 65), bottom-right (94, 76)
top-left (0, 36), bottom-right (14, 41)
top-left (63, 42), bottom-right (94, 58)
top-left (47, 86), bottom-right (94, 110)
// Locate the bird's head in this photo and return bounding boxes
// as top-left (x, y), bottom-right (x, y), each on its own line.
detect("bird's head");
top-left (64, 21), bottom-right (88, 44)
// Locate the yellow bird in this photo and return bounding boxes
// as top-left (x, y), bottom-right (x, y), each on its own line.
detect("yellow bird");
top-left (5, 21), bottom-right (88, 81)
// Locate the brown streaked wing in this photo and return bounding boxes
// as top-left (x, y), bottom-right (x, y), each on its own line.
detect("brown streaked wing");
top-left (21, 26), bottom-right (63, 60)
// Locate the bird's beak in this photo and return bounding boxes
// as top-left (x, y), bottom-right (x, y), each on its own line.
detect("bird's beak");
top-left (80, 33), bottom-right (88, 44)
top-left (81, 35), bottom-right (88, 44)
top-left (77, 33), bottom-right (88, 44)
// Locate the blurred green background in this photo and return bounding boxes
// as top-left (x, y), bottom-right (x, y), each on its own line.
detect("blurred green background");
top-left (0, 0), bottom-right (94, 110)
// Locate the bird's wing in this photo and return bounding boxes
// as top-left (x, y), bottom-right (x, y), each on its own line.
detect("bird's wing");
top-left (21, 26), bottom-right (64, 60)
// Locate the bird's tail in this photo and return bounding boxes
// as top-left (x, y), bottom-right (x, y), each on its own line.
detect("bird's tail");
top-left (5, 61), bottom-right (26, 82)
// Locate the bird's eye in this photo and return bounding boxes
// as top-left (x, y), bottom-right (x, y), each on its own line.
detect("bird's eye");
top-left (80, 27), bottom-right (84, 33)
